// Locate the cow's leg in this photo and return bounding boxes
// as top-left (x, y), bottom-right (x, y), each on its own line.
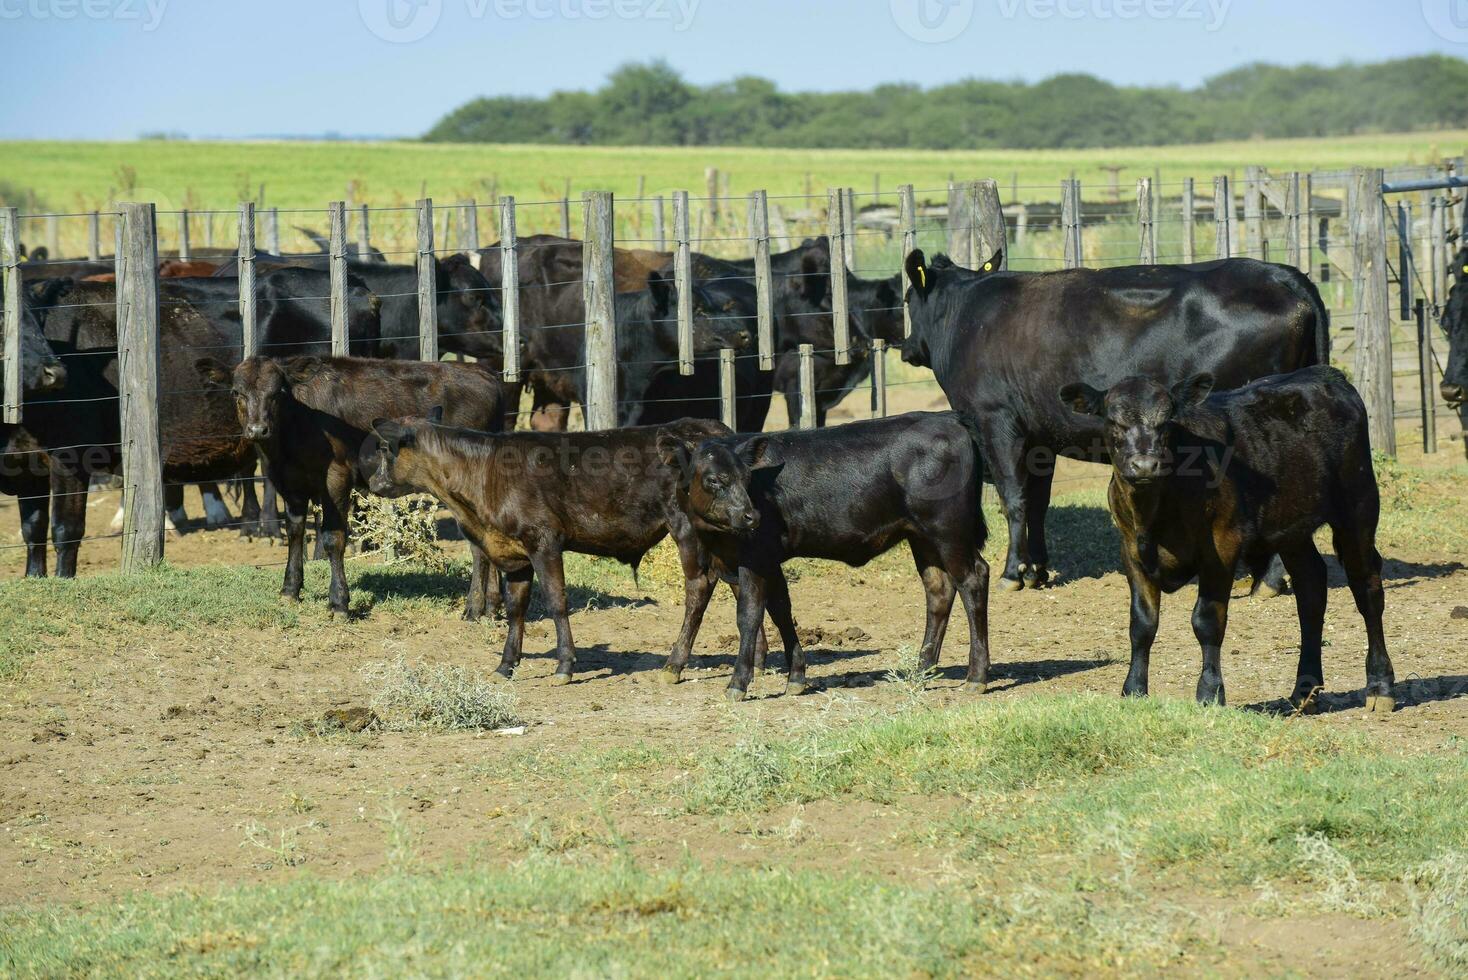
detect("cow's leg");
top-left (1121, 556), bottom-right (1161, 697)
top-left (237, 475), bottom-right (262, 538)
top-left (1253, 553), bottom-right (1289, 598)
top-left (49, 465), bottom-right (88, 579)
top-left (529, 547), bottom-right (576, 684)
top-left (661, 531), bottom-right (718, 683)
top-left (911, 544), bottom-right (956, 673)
top-left (18, 480), bottom-right (49, 578)
top-left (782, 383), bottom-right (803, 431)
top-left (495, 566), bottom-right (534, 679)
top-left (1023, 468), bottom-right (1053, 588)
top-left (280, 493), bottom-right (309, 602)
top-left (320, 468), bottom-right (354, 616)
top-left (985, 431), bottom-right (1030, 591)
top-left (762, 568), bottom-right (807, 694)
top-left (164, 482), bottom-right (188, 531)
top-left (1191, 567), bottom-right (1232, 706)
top-left (725, 578), bottom-right (771, 672)
top-left (259, 478), bottom-right (281, 539)
top-left (1332, 524), bottom-right (1395, 713)
top-left (463, 540), bottom-right (493, 621)
top-left (952, 549), bottom-right (992, 692)
top-left (199, 482), bottom-right (232, 530)
top-left (1280, 541), bottom-right (1327, 712)
top-left (726, 566), bottom-right (768, 701)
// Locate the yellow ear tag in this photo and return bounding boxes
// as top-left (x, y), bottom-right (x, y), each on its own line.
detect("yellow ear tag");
top-left (1461, 264), bottom-right (1467, 274)
top-left (916, 267), bottom-right (925, 288)
top-left (983, 262), bottom-right (993, 272)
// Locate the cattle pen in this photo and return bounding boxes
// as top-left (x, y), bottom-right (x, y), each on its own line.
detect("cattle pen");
top-left (0, 160), bottom-right (1460, 574)
top-left (3, 160), bottom-right (1468, 976)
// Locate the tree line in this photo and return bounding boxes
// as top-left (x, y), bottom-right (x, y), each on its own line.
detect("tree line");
top-left (424, 56), bottom-right (1468, 149)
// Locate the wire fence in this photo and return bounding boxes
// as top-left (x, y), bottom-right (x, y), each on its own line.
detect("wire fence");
top-left (0, 161), bottom-right (1463, 573)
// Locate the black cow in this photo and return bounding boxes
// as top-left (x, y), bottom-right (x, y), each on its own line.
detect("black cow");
top-left (294, 227), bottom-right (388, 263)
top-left (339, 256), bottom-right (505, 364)
top-left (366, 417), bottom-right (733, 683)
top-left (1438, 247), bottom-right (1468, 454)
top-left (902, 249), bottom-right (1329, 593)
top-left (0, 289), bottom-right (68, 577)
top-left (1058, 366), bottom-right (1395, 712)
top-left (198, 356), bottom-right (515, 617)
top-left (658, 412), bottom-right (990, 701)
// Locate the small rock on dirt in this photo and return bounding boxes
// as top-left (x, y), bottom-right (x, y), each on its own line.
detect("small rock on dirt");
top-left (1451, 606), bottom-right (1468, 620)
top-left (320, 707), bottom-right (378, 733)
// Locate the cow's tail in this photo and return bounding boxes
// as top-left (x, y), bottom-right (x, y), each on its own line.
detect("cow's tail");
top-left (1286, 268), bottom-right (1332, 367)
top-left (953, 411), bottom-right (989, 552)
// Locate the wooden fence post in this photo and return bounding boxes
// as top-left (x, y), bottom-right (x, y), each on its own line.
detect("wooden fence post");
top-left (416, 199), bottom-right (439, 362)
top-left (177, 209), bottom-right (190, 261)
top-left (974, 178), bottom-right (1006, 268)
top-left (1181, 178), bottom-right (1195, 264)
top-left (1, 208), bottom-right (21, 424)
top-left (329, 202), bottom-right (349, 357)
top-left (1430, 195), bottom-right (1447, 309)
top-left (203, 211), bottom-right (214, 250)
top-left (842, 186), bottom-right (856, 266)
top-left (1300, 174), bottom-right (1314, 276)
top-left (828, 188), bottom-right (851, 365)
top-left (899, 184), bottom-right (917, 338)
top-left (118, 202), bottom-right (164, 572)
top-left (582, 191), bottom-right (617, 430)
top-left (265, 207), bottom-right (280, 256)
top-left (719, 348), bottom-right (736, 429)
top-left (1397, 201), bottom-right (1414, 321)
top-left (114, 212), bottom-right (125, 327)
top-left (1244, 166), bottom-right (1264, 259)
top-left (1137, 178), bottom-right (1156, 264)
top-left (673, 190), bottom-right (693, 376)
top-left (749, 190), bottom-right (774, 371)
top-left (652, 195), bottom-right (666, 251)
top-left (1214, 176), bottom-right (1233, 259)
top-left (797, 343), bottom-right (816, 430)
top-left (1417, 299), bottom-right (1437, 454)
top-left (559, 194), bottom-right (571, 240)
top-left (705, 168), bottom-right (720, 226)
top-left (88, 211), bottom-right (101, 261)
top-left (947, 180), bottom-right (972, 264)
top-left (238, 202), bottom-right (258, 359)
top-left (356, 203), bottom-right (371, 260)
top-left (499, 196), bottom-right (520, 383)
top-left (1061, 179), bottom-right (1083, 268)
top-left (1285, 172), bottom-right (1303, 272)
top-left (45, 213), bottom-right (59, 258)
top-left (462, 199), bottom-right (479, 255)
top-left (870, 338), bottom-right (887, 419)
top-left (1351, 168), bottom-right (1395, 455)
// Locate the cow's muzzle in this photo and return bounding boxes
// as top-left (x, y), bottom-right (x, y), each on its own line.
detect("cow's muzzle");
top-left (38, 361), bottom-right (66, 392)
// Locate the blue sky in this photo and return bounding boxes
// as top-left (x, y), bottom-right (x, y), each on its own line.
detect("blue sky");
top-left (0, 0), bottom-right (1463, 139)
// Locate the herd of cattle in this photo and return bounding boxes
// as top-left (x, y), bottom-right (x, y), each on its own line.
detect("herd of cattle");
top-left (1, 221), bottom-right (1465, 709)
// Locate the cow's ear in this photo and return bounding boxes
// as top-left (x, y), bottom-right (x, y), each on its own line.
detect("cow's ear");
top-left (372, 420), bottom-right (414, 451)
top-left (979, 249), bottom-right (1003, 274)
top-left (27, 245), bottom-right (47, 263)
top-left (1058, 382), bottom-right (1105, 417)
top-left (285, 357), bottom-right (323, 385)
top-left (1170, 373), bottom-right (1214, 411)
top-left (427, 405), bottom-right (444, 425)
top-left (655, 430), bottom-right (694, 477)
top-left (904, 249), bottom-right (931, 299)
top-left (27, 276), bottom-right (71, 310)
top-left (800, 251), bottom-right (829, 306)
top-left (737, 436), bottom-right (779, 470)
top-left (647, 271), bottom-right (672, 319)
top-left (196, 357), bottom-right (232, 388)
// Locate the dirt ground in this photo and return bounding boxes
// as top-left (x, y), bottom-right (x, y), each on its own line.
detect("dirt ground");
top-left (1, 386), bottom-right (1465, 976)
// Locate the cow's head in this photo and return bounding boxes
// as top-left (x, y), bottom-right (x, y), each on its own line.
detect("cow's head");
top-left (1442, 247), bottom-right (1468, 408)
top-left (645, 273), bottom-right (753, 354)
top-left (657, 431), bottom-right (764, 534)
top-left (1059, 374), bottom-right (1214, 486)
top-left (365, 408), bottom-right (441, 498)
top-left (899, 248), bottom-right (1002, 366)
top-left (436, 254), bottom-right (503, 357)
top-left (7, 278), bottom-right (69, 396)
top-left (197, 355), bottom-right (322, 442)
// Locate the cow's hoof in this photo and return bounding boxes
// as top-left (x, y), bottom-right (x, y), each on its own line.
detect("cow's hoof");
top-left (724, 687), bottom-right (747, 703)
top-left (489, 670), bottom-right (512, 684)
top-left (1254, 581), bottom-right (1283, 600)
top-left (1290, 688), bottom-right (1322, 715)
top-left (658, 667), bottom-right (682, 685)
top-left (549, 672), bottom-right (572, 687)
top-left (1365, 694), bottom-right (1394, 715)
top-left (279, 593), bottom-right (301, 605)
top-left (785, 679), bottom-right (808, 696)
top-left (964, 680), bottom-right (987, 694)
top-left (997, 577), bottom-right (1024, 593)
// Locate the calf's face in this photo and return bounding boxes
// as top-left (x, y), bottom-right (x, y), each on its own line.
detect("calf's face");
top-left (1059, 374), bottom-right (1214, 486)
top-left (657, 433), bottom-right (760, 533)
top-left (196, 356), bottom-right (314, 443)
top-left (365, 418), bottom-right (430, 498)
